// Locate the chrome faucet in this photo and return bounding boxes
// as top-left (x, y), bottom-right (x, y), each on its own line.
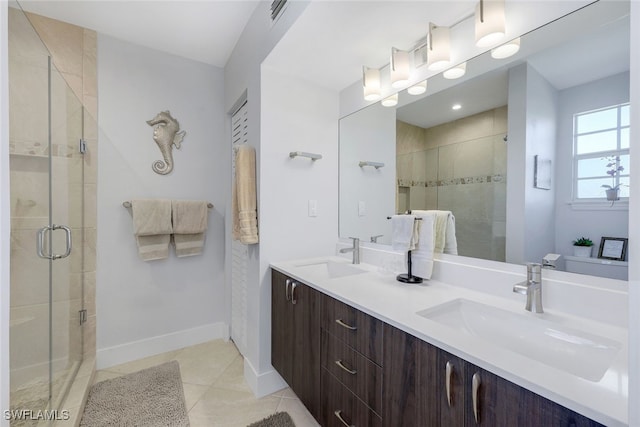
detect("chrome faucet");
top-left (339, 237), bottom-right (360, 264)
top-left (513, 263), bottom-right (543, 313)
top-left (370, 234), bottom-right (383, 243)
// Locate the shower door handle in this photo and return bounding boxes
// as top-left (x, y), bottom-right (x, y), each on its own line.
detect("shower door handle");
top-left (37, 225), bottom-right (72, 260)
top-left (52, 224), bottom-right (72, 260)
top-left (37, 225), bottom-right (53, 259)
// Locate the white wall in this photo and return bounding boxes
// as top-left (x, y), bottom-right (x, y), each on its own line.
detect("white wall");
top-left (505, 64), bottom-right (527, 264)
top-left (506, 63), bottom-right (557, 265)
top-left (339, 104), bottom-right (395, 244)
top-left (223, 1), bottom-right (312, 396)
top-left (1, 2), bottom-right (10, 425)
top-left (628, 2), bottom-right (639, 424)
top-left (96, 35), bottom-right (228, 368)
top-left (259, 64), bottom-right (339, 377)
top-left (555, 72), bottom-right (629, 258)
top-left (523, 65), bottom-right (558, 263)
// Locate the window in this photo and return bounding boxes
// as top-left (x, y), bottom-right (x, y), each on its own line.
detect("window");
top-left (573, 103), bottom-right (630, 200)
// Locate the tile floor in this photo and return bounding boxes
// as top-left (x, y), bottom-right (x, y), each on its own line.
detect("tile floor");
top-left (91, 339), bottom-right (320, 427)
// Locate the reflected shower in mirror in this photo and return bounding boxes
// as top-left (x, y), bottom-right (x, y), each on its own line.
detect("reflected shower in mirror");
top-left (338, 0), bottom-right (630, 279)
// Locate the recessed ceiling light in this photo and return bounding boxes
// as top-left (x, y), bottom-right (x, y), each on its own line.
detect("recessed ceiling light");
top-left (452, 104), bottom-right (462, 110)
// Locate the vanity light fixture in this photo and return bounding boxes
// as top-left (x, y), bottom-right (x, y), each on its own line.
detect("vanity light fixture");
top-left (475, 0), bottom-right (506, 48)
top-left (426, 23), bottom-right (451, 71)
top-left (443, 62), bottom-right (466, 79)
top-left (407, 80), bottom-right (427, 95)
top-left (381, 93), bottom-right (398, 107)
top-left (363, 66), bottom-right (381, 101)
top-left (390, 48), bottom-right (411, 89)
top-left (452, 104), bottom-right (462, 110)
top-left (491, 37), bottom-right (520, 59)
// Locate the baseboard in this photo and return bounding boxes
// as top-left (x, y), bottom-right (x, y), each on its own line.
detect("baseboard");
top-left (96, 322), bottom-right (229, 370)
top-left (243, 357), bottom-right (287, 398)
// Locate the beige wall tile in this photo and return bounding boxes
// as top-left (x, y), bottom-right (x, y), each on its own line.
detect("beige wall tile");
top-left (494, 105), bottom-right (508, 134)
top-left (26, 12), bottom-right (83, 77)
top-left (83, 29), bottom-right (97, 98)
top-left (83, 315), bottom-right (96, 358)
top-left (84, 271), bottom-right (96, 316)
top-left (396, 120), bottom-right (424, 154)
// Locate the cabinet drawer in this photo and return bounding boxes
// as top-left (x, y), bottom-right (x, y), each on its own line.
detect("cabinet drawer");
top-left (321, 369), bottom-right (382, 427)
top-left (322, 330), bottom-right (382, 414)
top-left (321, 294), bottom-right (383, 364)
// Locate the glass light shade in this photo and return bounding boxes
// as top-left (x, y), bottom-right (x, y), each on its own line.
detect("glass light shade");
top-left (443, 62), bottom-right (466, 79)
top-left (407, 80), bottom-right (427, 95)
top-left (427, 23), bottom-right (451, 71)
top-left (390, 48), bottom-right (410, 89)
top-left (475, 0), bottom-right (506, 47)
top-left (363, 66), bottom-right (381, 101)
top-left (381, 93), bottom-right (398, 107)
top-left (491, 37), bottom-right (520, 59)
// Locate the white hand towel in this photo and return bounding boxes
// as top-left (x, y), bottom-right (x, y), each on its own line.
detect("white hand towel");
top-left (411, 210), bottom-right (436, 280)
top-left (131, 199), bottom-right (172, 261)
top-left (172, 200), bottom-right (209, 257)
top-left (391, 215), bottom-right (418, 252)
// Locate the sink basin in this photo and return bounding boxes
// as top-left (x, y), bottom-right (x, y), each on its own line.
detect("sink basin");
top-left (294, 260), bottom-right (366, 279)
top-left (417, 298), bottom-right (621, 382)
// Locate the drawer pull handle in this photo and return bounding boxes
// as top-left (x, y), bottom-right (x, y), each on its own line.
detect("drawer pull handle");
top-left (291, 282), bottom-right (298, 304)
top-left (335, 359), bottom-right (357, 375)
top-left (445, 361), bottom-right (453, 407)
top-left (335, 319), bottom-right (357, 331)
top-left (285, 279), bottom-right (291, 301)
top-left (334, 410), bottom-right (354, 427)
top-left (472, 372), bottom-right (481, 424)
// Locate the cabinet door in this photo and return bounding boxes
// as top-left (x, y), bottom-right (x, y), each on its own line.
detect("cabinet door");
top-left (437, 349), bottom-right (466, 426)
top-left (382, 324), bottom-right (419, 426)
top-left (464, 365), bottom-right (521, 427)
top-left (291, 281), bottom-right (321, 419)
top-left (271, 270), bottom-right (293, 385)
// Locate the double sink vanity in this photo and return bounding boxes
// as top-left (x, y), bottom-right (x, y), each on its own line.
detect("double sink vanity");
top-left (270, 252), bottom-right (627, 426)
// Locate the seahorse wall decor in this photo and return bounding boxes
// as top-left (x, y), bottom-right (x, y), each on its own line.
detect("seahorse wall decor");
top-left (147, 110), bottom-right (186, 175)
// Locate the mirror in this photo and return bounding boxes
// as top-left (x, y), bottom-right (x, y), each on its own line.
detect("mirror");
top-left (339, 1), bottom-right (630, 279)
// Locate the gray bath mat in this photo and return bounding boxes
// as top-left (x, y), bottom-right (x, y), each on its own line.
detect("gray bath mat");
top-left (80, 360), bottom-right (189, 427)
top-left (248, 412), bottom-right (296, 427)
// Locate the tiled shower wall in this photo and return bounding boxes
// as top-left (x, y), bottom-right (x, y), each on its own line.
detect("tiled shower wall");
top-left (8, 5), bottom-right (97, 407)
top-left (396, 106), bottom-right (507, 261)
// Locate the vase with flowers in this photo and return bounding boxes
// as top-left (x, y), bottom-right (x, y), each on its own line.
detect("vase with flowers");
top-left (601, 155), bottom-right (624, 201)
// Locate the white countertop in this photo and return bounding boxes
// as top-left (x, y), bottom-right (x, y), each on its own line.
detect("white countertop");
top-left (270, 256), bottom-right (628, 427)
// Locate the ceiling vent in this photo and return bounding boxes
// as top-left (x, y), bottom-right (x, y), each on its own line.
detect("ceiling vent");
top-left (271, 0), bottom-right (287, 22)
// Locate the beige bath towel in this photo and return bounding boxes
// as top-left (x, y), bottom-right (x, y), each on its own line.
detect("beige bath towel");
top-left (233, 145), bottom-right (259, 244)
top-left (131, 199), bottom-right (173, 261)
top-left (172, 200), bottom-right (209, 257)
top-left (425, 210), bottom-right (458, 255)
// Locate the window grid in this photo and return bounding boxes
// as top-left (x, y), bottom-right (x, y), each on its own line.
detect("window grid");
top-left (573, 103), bottom-right (630, 200)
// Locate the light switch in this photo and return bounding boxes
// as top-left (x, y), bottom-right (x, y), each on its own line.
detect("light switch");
top-left (308, 200), bottom-right (318, 217)
top-left (358, 201), bottom-right (366, 217)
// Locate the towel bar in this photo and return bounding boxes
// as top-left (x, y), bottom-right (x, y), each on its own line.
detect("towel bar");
top-left (359, 161), bottom-right (385, 169)
top-left (289, 151), bottom-right (322, 161)
top-left (123, 201), bottom-right (213, 209)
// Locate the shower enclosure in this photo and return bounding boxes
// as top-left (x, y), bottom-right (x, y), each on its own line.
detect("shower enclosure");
top-left (8, 3), bottom-right (86, 418)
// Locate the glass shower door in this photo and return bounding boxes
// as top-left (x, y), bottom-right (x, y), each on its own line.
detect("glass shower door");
top-left (8, 3), bottom-right (84, 418)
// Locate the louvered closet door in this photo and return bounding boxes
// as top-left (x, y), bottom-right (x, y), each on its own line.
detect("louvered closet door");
top-left (231, 101), bottom-right (249, 356)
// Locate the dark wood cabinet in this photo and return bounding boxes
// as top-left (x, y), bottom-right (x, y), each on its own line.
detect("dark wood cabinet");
top-left (271, 270), bottom-right (321, 421)
top-left (271, 268), bottom-right (605, 427)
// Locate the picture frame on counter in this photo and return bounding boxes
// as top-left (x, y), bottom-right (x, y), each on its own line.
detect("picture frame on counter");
top-left (597, 237), bottom-right (628, 261)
